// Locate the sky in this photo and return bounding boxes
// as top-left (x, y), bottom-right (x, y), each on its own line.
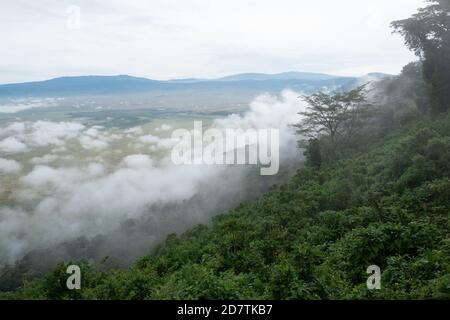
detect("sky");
top-left (0, 0), bottom-right (426, 84)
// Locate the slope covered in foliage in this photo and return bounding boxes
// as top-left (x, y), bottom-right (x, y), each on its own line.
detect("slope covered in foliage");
top-left (3, 111), bottom-right (449, 300)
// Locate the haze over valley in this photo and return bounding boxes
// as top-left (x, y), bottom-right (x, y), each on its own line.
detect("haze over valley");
top-left (0, 73), bottom-right (328, 272)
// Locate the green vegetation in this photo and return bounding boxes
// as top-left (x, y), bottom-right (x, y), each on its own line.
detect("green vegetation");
top-left (295, 84), bottom-right (372, 164)
top-left (392, 0), bottom-right (450, 114)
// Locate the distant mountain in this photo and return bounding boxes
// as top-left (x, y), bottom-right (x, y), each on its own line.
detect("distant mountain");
top-left (0, 75), bottom-right (160, 97)
top-left (167, 78), bottom-right (205, 83)
top-left (0, 72), bottom-right (360, 98)
top-left (217, 72), bottom-right (340, 82)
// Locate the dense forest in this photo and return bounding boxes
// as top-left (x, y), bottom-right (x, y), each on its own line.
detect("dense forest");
top-left (1, 0), bottom-right (449, 300)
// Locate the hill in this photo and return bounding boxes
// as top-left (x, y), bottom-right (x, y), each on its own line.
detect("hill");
top-left (2, 109), bottom-right (449, 300)
top-left (0, 73), bottom-right (357, 98)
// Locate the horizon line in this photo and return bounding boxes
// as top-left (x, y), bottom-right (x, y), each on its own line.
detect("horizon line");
top-left (0, 70), bottom-right (395, 86)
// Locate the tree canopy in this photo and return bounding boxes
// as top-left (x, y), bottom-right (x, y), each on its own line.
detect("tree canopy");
top-left (295, 85), bottom-right (372, 160)
top-left (392, 0), bottom-right (450, 113)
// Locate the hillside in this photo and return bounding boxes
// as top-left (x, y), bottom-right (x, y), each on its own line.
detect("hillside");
top-left (3, 110), bottom-right (449, 300)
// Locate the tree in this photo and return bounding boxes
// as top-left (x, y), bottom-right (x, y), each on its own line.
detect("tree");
top-left (400, 62), bottom-right (430, 114)
top-left (392, 0), bottom-right (450, 113)
top-left (304, 138), bottom-right (322, 168)
top-left (295, 85), bottom-right (372, 158)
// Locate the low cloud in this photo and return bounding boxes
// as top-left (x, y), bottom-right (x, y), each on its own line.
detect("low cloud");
top-left (0, 91), bottom-right (306, 264)
top-left (138, 134), bottom-right (160, 144)
top-left (79, 135), bottom-right (109, 150)
top-left (0, 158), bottom-right (22, 174)
top-left (29, 154), bottom-right (59, 165)
top-left (0, 99), bottom-right (54, 114)
top-left (155, 124), bottom-right (172, 132)
top-left (0, 121), bottom-right (85, 155)
top-left (0, 137), bottom-right (29, 154)
top-left (122, 154), bottom-right (154, 169)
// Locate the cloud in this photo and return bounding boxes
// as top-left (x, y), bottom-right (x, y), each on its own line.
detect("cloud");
top-left (139, 134), bottom-right (161, 144)
top-left (0, 122), bottom-right (26, 136)
top-left (0, 91), bottom-right (306, 263)
top-left (155, 124), bottom-right (172, 132)
top-left (0, 121), bottom-right (86, 155)
top-left (125, 127), bottom-right (143, 135)
top-left (79, 135), bottom-right (109, 150)
top-left (0, 120), bottom-right (115, 156)
top-left (30, 154), bottom-right (59, 165)
top-left (21, 163), bottom-right (105, 190)
top-left (0, 99), bottom-right (56, 113)
top-left (28, 121), bottom-right (85, 147)
top-left (0, 158), bottom-right (22, 174)
top-left (214, 90), bottom-right (303, 157)
top-left (0, 0), bottom-right (424, 83)
top-left (0, 137), bottom-right (29, 154)
top-left (122, 154), bottom-right (153, 169)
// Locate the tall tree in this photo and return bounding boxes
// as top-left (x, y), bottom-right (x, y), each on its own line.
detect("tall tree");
top-left (295, 85), bottom-right (371, 158)
top-left (392, 0), bottom-right (450, 113)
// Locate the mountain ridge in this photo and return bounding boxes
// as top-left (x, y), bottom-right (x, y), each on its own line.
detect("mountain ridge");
top-left (0, 72), bottom-right (392, 98)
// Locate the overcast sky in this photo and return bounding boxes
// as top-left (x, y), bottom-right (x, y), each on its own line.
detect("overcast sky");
top-left (0, 0), bottom-right (426, 84)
